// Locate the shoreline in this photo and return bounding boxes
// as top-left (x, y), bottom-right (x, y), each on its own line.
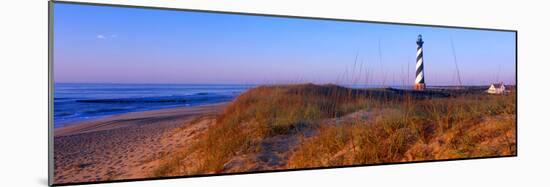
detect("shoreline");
top-left (54, 102), bottom-right (228, 137)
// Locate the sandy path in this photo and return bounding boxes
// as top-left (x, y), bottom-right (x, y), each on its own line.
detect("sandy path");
top-left (231, 109), bottom-right (380, 172)
top-left (53, 103), bottom-right (226, 184)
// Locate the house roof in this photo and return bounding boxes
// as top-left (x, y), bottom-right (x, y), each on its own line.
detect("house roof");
top-left (491, 83), bottom-right (505, 88)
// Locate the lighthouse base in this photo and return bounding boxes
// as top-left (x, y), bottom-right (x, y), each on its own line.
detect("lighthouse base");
top-left (415, 83), bottom-right (426, 91)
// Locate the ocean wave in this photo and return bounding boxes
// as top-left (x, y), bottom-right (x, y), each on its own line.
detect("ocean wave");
top-left (54, 112), bottom-right (74, 117)
top-left (82, 108), bottom-right (129, 115)
top-left (54, 97), bottom-right (75, 101)
top-left (76, 97), bottom-right (189, 104)
top-left (54, 84), bottom-right (249, 127)
top-left (74, 93), bottom-right (233, 104)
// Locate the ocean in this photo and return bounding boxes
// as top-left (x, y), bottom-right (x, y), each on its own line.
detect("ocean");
top-left (53, 83), bottom-right (253, 128)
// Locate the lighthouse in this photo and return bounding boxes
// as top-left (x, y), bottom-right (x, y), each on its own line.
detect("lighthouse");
top-left (415, 34), bottom-right (426, 90)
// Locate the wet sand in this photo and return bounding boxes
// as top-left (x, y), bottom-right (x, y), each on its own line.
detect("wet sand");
top-left (53, 103), bottom-right (226, 184)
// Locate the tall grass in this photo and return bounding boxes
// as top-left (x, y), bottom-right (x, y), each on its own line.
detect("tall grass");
top-left (288, 90), bottom-right (516, 168)
top-left (163, 84), bottom-right (400, 174)
top-left (154, 84), bottom-right (516, 175)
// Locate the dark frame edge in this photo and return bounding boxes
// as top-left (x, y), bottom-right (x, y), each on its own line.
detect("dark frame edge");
top-left (48, 0), bottom-right (55, 186)
top-left (515, 30), bottom-right (518, 157)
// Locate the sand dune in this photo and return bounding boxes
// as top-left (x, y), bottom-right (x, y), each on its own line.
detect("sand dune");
top-left (53, 103), bottom-right (225, 184)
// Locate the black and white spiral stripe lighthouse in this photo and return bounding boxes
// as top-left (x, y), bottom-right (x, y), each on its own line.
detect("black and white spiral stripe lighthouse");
top-left (415, 34), bottom-right (426, 90)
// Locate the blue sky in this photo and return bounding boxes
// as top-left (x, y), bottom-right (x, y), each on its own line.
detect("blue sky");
top-left (54, 3), bottom-right (516, 86)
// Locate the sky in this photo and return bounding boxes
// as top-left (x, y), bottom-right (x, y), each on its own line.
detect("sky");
top-left (53, 3), bottom-right (516, 86)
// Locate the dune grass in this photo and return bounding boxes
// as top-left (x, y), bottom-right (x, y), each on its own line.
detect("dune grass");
top-left (154, 83), bottom-right (516, 176)
top-left (182, 84), bottom-right (390, 173)
top-left (288, 89), bottom-right (516, 168)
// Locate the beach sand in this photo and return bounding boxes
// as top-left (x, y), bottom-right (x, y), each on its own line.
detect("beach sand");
top-left (53, 103), bottom-right (226, 184)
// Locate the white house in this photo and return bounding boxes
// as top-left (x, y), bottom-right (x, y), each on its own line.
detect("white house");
top-left (487, 83), bottom-right (506, 94)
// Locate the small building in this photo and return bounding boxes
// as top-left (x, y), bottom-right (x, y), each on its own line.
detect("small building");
top-left (487, 83), bottom-right (506, 94)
